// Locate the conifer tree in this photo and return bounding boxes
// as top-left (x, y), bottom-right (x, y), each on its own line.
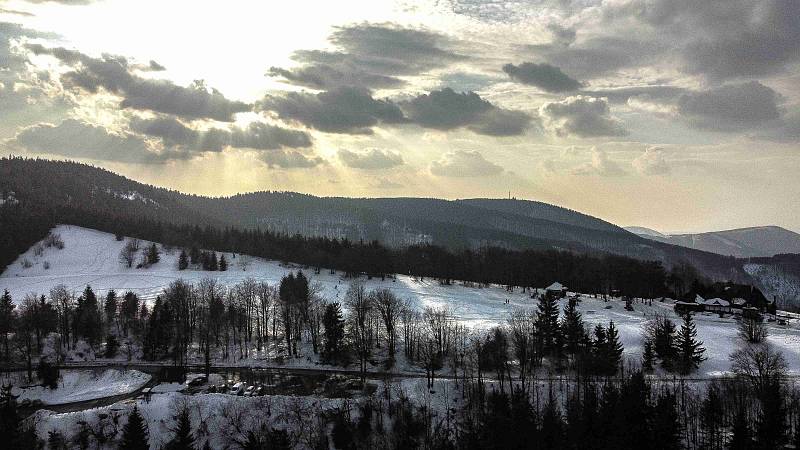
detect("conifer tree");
top-left (561, 297), bottom-right (586, 357)
top-left (674, 313), bottom-right (706, 375)
top-left (642, 339), bottom-right (656, 372)
top-left (728, 407), bottom-right (752, 450)
top-left (209, 253), bottom-right (218, 271)
top-left (104, 290), bottom-right (117, 331)
top-left (75, 285), bottom-right (102, 348)
top-left (322, 302), bottom-right (346, 363)
top-left (165, 407), bottom-right (195, 450)
top-left (536, 294), bottom-right (561, 357)
top-left (0, 289), bottom-right (15, 360)
top-left (602, 321), bottom-right (624, 375)
top-left (218, 254), bottom-right (227, 271)
top-left (651, 391), bottom-right (681, 450)
top-left (146, 243), bottom-right (160, 265)
top-left (653, 317), bottom-right (678, 370)
top-left (700, 385), bottom-right (724, 450)
top-left (120, 405), bottom-right (149, 450)
top-left (178, 250), bottom-right (188, 271)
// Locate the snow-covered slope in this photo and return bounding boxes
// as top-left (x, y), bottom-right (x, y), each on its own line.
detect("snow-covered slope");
top-left (4, 225), bottom-right (800, 377)
top-left (10, 369), bottom-right (151, 405)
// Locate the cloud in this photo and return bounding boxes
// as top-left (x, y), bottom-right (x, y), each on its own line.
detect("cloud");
top-left (755, 109), bottom-right (800, 143)
top-left (259, 86), bottom-right (405, 135)
top-left (402, 88), bottom-right (531, 136)
top-left (429, 150), bottom-right (503, 177)
top-left (267, 65), bottom-right (402, 90)
top-left (530, 37), bottom-right (665, 80)
top-left (632, 146), bottom-right (670, 175)
top-left (268, 23), bottom-right (465, 89)
top-left (130, 116), bottom-right (312, 151)
top-left (581, 86), bottom-right (688, 104)
top-left (338, 148), bottom-right (403, 170)
top-left (260, 149), bottom-right (325, 169)
top-left (372, 178), bottom-right (403, 189)
top-left (640, 0), bottom-right (800, 80)
top-left (0, 24), bottom-right (74, 134)
top-left (573, 147), bottom-right (625, 177)
top-left (27, 45), bottom-right (250, 121)
top-left (540, 95), bottom-right (627, 138)
top-left (502, 62), bottom-right (581, 92)
top-left (11, 119), bottom-right (167, 163)
top-left (677, 81), bottom-right (782, 131)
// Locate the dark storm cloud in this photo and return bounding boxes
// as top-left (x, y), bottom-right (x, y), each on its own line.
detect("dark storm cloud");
top-left (540, 95), bottom-right (627, 138)
top-left (259, 86), bottom-right (405, 135)
top-left (27, 44), bottom-right (250, 122)
top-left (337, 148), bottom-right (403, 170)
top-left (268, 23), bottom-right (465, 89)
top-left (677, 81), bottom-right (782, 131)
top-left (131, 116), bottom-right (312, 151)
top-left (502, 62), bottom-right (581, 92)
top-left (401, 88), bottom-right (531, 136)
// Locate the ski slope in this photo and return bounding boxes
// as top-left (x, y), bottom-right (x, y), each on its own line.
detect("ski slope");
top-left (4, 225), bottom-right (800, 377)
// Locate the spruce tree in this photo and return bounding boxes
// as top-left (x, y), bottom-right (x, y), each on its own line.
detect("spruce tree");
top-left (120, 405), bottom-right (149, 450)
top-left (674, 313), bottom-right (706, 375)
top-left (178, 250), bottom-right (188, 271)
top-left (165, 407), bottom-right (195, 450)
top-left (146, 243), bottom-right (160, 265)
top-left (651, 391), bottom-right (681, 450)
top-left (209, 253), bottom-right (218, 271)
top-left (104, 290), bottom-right (117, 331)
top-left (536, 294), bottom-right (561, 357)
top-left (218, 254), bottom-right (227, 271)
top-left (602, 321), bottom-right (624, 376)
top-left (728, 407), bottom-right (752, 450)
top-left (322, 302), bottom-right (346, 363)
top-left (700, 385), bottom-right (724, 450)
top-left (0, 289), bottom-right (15, 361)
top-left (642, 339), bottom-right (656, 372)
top-left (653, 317), bottom-right (677, 369)
top-left (561, 297), bottom-right (586, 357)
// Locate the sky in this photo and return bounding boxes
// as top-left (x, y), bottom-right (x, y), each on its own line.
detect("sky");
top-left (0, 0), bottom-right (798, 234)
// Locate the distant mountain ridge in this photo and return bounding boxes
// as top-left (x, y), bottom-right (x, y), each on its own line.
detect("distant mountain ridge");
top-left (626, 226), bottom-right (800, 258)
top-left (0, 157), bottom-right (762, 283)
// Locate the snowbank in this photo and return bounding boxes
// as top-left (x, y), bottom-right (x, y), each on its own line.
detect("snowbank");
top-left (12, 369), bottom-right (151, 405)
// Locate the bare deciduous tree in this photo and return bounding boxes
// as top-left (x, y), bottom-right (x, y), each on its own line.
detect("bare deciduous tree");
top-left (729, 343), bottom-right (787, 393)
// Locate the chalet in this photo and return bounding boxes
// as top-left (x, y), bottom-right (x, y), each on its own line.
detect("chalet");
top-left (545, 282), bottom-right (568, 299)
top-left (699, 297), bottom-right (731, 314)
top-left (675, 301), bottom-right (704, 314)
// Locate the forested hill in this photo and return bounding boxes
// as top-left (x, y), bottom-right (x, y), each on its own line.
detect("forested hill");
top-left (0, 157), bottom-right (746, 282)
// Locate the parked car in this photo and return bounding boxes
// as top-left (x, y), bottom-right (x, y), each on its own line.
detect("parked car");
top-left (244, 385), bottom-right (256, 396)
top-left (231, 382), bottom-right (247, 396)
top-left (187, 375), bottom-right (208, 387)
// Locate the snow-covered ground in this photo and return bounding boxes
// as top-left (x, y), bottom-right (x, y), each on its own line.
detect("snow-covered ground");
top-left (7, 369), bottom-right (151, 405)
top-left (3, 225), bottom-right (800, 377)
